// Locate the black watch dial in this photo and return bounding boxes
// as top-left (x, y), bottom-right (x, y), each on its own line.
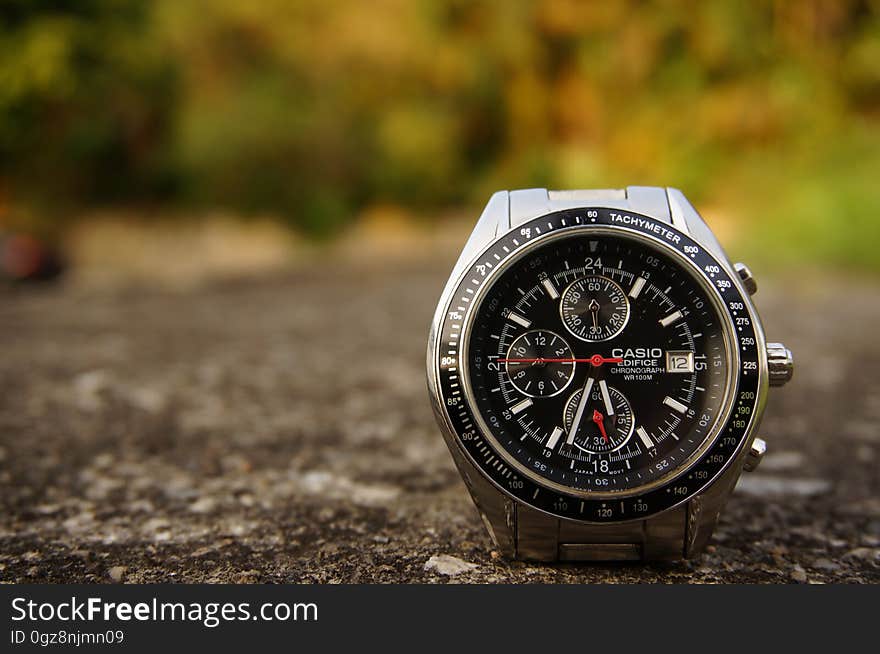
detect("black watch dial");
top-left (466, 231), bottom-right (732, 495)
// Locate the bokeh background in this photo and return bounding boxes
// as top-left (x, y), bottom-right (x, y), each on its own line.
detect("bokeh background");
top-left (2, 0), bottom-right (879, 277)
top-left (1, 1), bottom-right (879, 583)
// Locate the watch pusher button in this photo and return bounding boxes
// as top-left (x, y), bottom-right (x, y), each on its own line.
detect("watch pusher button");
top-left (734, 262), bottom-right (758, 295)
top-left (767, 342), bottom-right (794, 387)
top-left (743, 437), bottom-right (766, 472)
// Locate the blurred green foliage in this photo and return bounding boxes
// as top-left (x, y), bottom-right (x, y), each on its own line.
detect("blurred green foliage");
top-left (0, 0), bottom-right (178, 209)
top-left (1, 0), bottom-right (879, 267)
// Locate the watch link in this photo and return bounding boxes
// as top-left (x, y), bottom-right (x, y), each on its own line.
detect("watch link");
top-left (427, 187), bottom-right (793, 561)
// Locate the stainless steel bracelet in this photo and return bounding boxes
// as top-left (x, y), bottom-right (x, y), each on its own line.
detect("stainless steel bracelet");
top-left (515, 503), bottom-right (686, 562)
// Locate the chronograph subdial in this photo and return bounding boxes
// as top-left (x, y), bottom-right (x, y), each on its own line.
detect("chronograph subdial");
top-left (560, 275), bottom-right (630, 342)
top-left (503, 330), bottom-right (575, 397)
top-left (562, 384), bottom-right (634, 454)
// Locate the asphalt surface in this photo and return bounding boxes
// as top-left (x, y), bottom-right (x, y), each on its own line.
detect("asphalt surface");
top-left (1, 260), bottom-right (878, 583)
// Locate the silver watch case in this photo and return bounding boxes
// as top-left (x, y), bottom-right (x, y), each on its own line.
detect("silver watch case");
top-left (427, 190), bottom-right (769, 546)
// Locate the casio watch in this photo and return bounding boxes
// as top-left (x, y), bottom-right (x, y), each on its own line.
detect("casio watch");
top-left (427, 187), bottom-right (793, 561)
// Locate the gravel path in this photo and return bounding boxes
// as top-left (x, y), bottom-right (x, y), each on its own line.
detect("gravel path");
top-left (1, 260), bottom-right (878, 583)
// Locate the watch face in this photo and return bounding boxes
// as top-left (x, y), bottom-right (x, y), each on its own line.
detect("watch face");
top-left (467, 231), bottom-right (730, 495)
top-left (432, 208), bottom-right (764, 522)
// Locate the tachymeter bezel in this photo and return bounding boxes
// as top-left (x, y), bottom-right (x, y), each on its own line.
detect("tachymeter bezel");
top-left (431, 207), bottom-right (766, 523)
top-left (463, 227), bottom-right (737, 499)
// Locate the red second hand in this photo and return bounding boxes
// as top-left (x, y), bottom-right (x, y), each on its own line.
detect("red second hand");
top-left (497, 355), bottom-right (623, 366)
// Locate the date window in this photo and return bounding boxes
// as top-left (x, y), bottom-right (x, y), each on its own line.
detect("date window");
top-left (666, 351), bottom-right (694, 373)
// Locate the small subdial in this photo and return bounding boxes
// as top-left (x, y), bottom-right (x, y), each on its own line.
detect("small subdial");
top-left (562, 383), bottom-right (634, 453)
top-left (503, 330), bottom-right (575, 397)
top-left (560, 275), bottom-right (630, 342)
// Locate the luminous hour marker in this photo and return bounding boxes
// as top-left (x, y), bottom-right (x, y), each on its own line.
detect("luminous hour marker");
top-left (589, 240), bottom-right (598, 252)
top-left (636, 426), bottom-right (654, 449)
top-left (628, 276), bottom-right (647, 299)
top-left (663, 396), bottom-right (689, 414)
top-left (659, 310), bottom-right (684, 327)
top-left (542, 278), bottom-right (560, 300)
top-left (508, 312), bottom-right (531, 328)
top-left (510, 398), bottom-right (533, 415)
top-left (546, 426), bottom-right (564, 449)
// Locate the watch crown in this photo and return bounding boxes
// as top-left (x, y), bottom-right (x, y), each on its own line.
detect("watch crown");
top-left (743, 437), bottom-right (766, 472)
top-left (766, 342), bottom-right (794, 387)
top-left (734, 262), bottom-right (757, 295)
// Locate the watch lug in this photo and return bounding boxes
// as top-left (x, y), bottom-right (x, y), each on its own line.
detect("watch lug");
top-left (684, 443), bottom-right (751, 557)
top-left (627, 186), bottom-right (672, 224)
top-left (428, 192), bottom-right (509, 361)
top-left (643, 505), bottom-right (688, 560)
top-left (666, 188), bottom-right (730, 265)
top-left (441, 425), bottom-right (516, 557)
top-left (508, 188), bottom-right (551, 228)
top-left (446, 191), bottom-right (509, 288)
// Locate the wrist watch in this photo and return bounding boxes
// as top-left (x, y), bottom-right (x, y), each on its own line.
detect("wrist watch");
top-left (426, 187), bottom-right (793, 561)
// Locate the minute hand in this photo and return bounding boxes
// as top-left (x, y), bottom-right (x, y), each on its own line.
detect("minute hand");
top-left (566, 376), bottom-right (595, 445)
top-left (599, 379), bottom-right (615, 417)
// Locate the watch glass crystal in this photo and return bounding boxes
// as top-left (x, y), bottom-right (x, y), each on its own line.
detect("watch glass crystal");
top-left (466, 232), bottom-right (732, 495)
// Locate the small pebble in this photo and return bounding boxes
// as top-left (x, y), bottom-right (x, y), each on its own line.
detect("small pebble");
top-left (812, 558), bottom-right (840, 572)
top-left (424, 554), bottom-right (478, 576)
top-left (188, 497), bottom-right (217, 514)
top-left (108, 566), bottom-right (126, 582)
